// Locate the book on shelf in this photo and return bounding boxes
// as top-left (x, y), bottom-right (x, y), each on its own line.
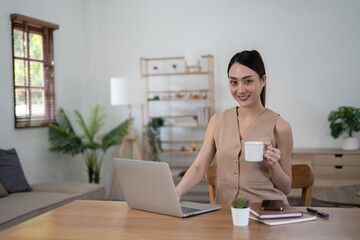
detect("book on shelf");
top-left (250, 212), bottom-right (317, 226)
top-left (250, 202), bottom-right (302, 219)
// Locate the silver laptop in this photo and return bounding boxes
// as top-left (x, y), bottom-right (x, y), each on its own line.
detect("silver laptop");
top-left (113, 158), bottom-right (221, 217)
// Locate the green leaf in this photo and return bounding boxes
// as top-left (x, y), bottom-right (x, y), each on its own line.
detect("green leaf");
top-left (48, 108), bottom-right (83, 155)
top-left (87, 105), bottom-right (106, 141)
top-left (328, 106), bottom-right (360, 138)
top-left (75, 110), bottom-right (91, 141)
top-left (329, 122), bottom-right (344, 139)
top-left (232, 195), bottom-right (250, 208)
top-left (74, 105), bottom-right (105, 147)
top-left (147, 118), bottom-right (164, 161)
top-left (48, 123), bottom-right (83, 155)
top-left (57, 108), bottom-right (76, 133)
top-left (101, 119), bottom-right (129, 152)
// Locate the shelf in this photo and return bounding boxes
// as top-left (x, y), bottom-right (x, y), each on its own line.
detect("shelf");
top-left (148, 89), bottom-right (212, 94)
top-left (142, 71), bottom-right (211, 77)
top-left (140, 55), bottom-right (213, 61)
top-left (149, 115), bottom-right (196, 119)
top-left (142, 124), bottom-right (206, 128)
top-left (148, 98), bottom-right (207, 102)
top-left (162, 140), bottom-right (202, 144)
top-left (141, 54), bottom-right (214, 202)
top-left (163, 124), bottom-right (207, 128)
top-left (157, 150), bottom-right (199, 154)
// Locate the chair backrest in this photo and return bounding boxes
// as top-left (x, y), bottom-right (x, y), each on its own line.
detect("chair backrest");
top-left (205, 163), bottom-right (217, 204)
top-left (291, 164), bottom-right (314, 206)
top-left (205, 163), bottom-right (314, 206)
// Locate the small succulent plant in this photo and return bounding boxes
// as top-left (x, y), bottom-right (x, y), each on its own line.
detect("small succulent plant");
top-left (232, 196), bottom-right (250, 209)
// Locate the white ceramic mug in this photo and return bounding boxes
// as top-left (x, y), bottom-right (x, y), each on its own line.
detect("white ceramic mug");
top-left (245, 141), bottom-right (264, 162)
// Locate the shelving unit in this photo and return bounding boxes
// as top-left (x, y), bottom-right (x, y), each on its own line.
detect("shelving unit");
top-left (140, 55), bottom-right (214, 202)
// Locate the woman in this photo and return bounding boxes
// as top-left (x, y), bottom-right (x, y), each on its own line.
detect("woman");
top-left (176, 50), bottom-right (293, 204)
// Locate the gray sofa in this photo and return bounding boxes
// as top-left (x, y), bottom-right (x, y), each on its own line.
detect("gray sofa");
top-left (0, 182), bottom-right (105, 231)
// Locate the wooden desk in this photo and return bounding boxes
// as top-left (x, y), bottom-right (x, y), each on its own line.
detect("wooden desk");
top-left (313, 184), bottom-right (360, 207)
top-left (1, 200), bottom-right (359, 240)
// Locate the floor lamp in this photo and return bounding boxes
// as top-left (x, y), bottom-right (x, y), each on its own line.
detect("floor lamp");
top-left (108, 77), bottom-right (145, 200)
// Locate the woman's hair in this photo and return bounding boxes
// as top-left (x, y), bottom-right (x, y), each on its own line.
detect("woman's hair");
top-left (227, 50), bottom-right (266, 106)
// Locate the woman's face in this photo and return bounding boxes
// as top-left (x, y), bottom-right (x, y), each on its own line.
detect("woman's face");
top-left (228, 63), bottom-right (266, 108)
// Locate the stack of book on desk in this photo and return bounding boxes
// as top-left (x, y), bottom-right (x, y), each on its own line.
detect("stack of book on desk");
top-left (249, 202), bottom-right (317, 226)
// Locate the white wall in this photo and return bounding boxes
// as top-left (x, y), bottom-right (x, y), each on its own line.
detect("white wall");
top-left (1, 0), bottom-right (360, 199)
top-left (0, 0), bottom-right (90, 185)
top-left (95, 0), bottom-right (360, 149)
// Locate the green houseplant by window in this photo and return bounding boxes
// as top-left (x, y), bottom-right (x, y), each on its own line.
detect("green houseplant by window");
top-left (231, 195), bottom-right (250, 226)
top-left (48, 105), bottom-right (129, 183)
top-left (328, 106), bottom-right (360, 150)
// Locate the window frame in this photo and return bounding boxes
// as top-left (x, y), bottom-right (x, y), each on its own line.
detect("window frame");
top-left (11, 14), bottom-right (59, 128)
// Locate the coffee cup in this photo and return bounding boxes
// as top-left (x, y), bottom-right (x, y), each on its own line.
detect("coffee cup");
top-left (245, 141), bottom-right (264, 162)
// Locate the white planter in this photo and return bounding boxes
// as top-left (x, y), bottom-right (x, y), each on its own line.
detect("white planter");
top-left (231, 207), bottom-right (250, 226)
top-left (342, 137), bottom-right (359, 150)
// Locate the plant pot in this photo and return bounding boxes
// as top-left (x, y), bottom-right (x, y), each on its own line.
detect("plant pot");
top-left (342, 137), bottom-right (359, 150)
top-left (231, 207), bottom-right (250, 226)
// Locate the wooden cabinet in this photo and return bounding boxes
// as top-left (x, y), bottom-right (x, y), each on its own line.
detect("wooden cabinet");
top-left (140, 55), bottom-right (214, 202)
top-left (290, 149), bottom-right (360, 198)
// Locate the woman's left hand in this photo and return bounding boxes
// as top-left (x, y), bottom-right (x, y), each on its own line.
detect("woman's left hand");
top-left (264, 141), bottom-right (281, 167)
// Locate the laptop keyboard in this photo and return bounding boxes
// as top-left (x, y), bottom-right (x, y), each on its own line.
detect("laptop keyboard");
top-left (181, 206), bottom-right (201, 214)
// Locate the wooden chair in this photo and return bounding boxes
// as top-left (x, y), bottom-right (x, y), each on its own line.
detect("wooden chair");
top-left (205, 163), bottom-right (217, 204)
top-left (205, 163), bottom-right (314, 206)
top-left (291, 164), bottom-right (314, 206)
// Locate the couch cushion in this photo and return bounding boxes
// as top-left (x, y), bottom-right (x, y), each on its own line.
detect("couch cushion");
top-left (0, 191), bottom-right (78, 230)
top-left (0, 183), bottom-right (8, 198)
top-left (0, 182), bottom-right (105, 231)
top-left (31, 182), bottom-right (106, 200)
top-left (0, 148), bottom-right (32, 193)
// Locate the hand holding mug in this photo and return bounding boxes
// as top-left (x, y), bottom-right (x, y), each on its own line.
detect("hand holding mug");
top-left (264, 141), bottom-right (281, 166)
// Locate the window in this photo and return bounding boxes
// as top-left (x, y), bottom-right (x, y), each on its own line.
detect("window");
top-left (11, 14), bottom-right (59, 128)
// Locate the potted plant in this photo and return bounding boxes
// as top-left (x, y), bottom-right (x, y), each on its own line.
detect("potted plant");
top-left (328, 106), bottom-right (360, 150)
top-left (146, 118), bottom-right (164, 161)
top-left (231, 195), bottom-right (250, 226)
top-left (48, 105), bottom-right (129, 183)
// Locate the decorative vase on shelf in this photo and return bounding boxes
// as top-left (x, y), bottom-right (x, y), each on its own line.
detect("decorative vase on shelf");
top-left (342, 137), bottom-right (359, 150)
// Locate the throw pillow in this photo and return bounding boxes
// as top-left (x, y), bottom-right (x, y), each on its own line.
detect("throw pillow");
top-left (0, 182), bottom-right (8, 197)
top-left (0, 148), bottom-right (32, 193)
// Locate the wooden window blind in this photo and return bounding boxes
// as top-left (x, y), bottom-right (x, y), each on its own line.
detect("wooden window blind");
top-left (11, 14), bottom-right (59, 128)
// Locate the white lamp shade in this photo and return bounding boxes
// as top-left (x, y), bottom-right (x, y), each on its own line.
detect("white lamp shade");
top-left (110, 77), bottom-right (146, 106)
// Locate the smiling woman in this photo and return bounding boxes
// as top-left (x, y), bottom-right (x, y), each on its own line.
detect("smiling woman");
top-left (11, 14), bottom-right (59, 128)
top-left (176, 50), bottom-right (293, 205)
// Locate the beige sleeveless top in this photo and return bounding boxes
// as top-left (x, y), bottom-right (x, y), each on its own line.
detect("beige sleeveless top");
top-left (214, 107), bottom-right (288, 205)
